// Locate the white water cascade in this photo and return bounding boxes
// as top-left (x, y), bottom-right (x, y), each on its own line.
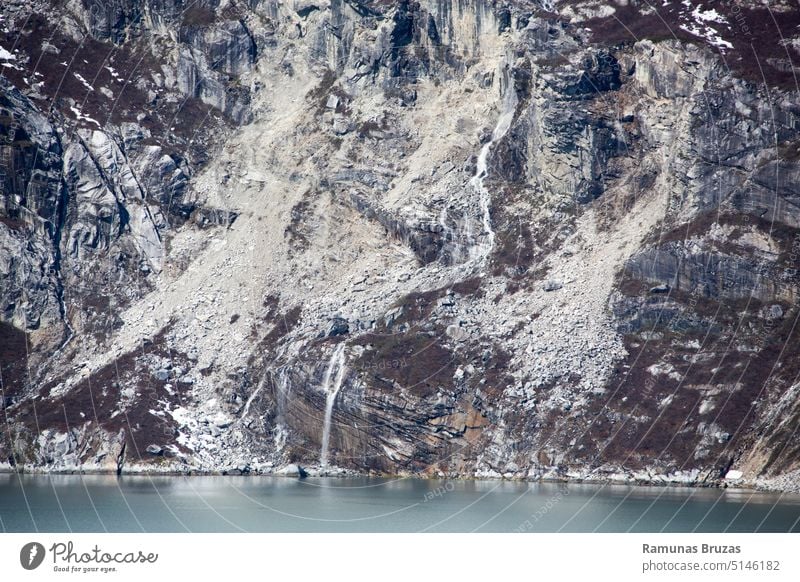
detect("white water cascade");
top-left (468, 62), bottom-right (519, 265)
top-left (274, 367), bottom-right (291, 422)
top-left (320, 343), bottom-right (347, 467)
top-left (241, 373), bottom-right (267, 419)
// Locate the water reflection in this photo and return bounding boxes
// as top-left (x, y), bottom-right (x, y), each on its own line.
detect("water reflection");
top-left (0, 474), bottom-right (798, 533)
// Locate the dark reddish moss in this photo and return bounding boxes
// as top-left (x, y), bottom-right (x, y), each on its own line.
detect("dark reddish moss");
top-left (354, 332), bottom-right (456, 398)
top-left (181, 5), bottom-right (217, 28)
top-left (11, 324), bottom-right (192, 457)
top-left (577, 1), bottom-right (800, 89)
top-left (0, 322), bottom-right (29, 400)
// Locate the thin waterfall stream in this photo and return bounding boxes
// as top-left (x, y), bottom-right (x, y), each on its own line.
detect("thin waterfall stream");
top-left (320, 343), bottom-right (347, 467)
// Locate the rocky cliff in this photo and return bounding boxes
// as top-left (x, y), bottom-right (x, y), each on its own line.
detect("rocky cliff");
top-left (2, 0), bottom-right (800, 491)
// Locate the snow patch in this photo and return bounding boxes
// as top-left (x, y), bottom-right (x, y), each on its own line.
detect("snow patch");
top-left (679, 3), bottom-right (733, 50)
top-left (698, 398), bottom-right (716, 415)
top-left (647, 362), bottom-right (683, 381)
top-left (0, 45), bottom-right (15, 60)
top-left (69, 106), bottom-right (100, 127)
top-left (73, 72), bottom-right (95, 92)
top-left (561, 2), bottom-right (616, 22)
top-left (692, 6), bottom-right (726, 25)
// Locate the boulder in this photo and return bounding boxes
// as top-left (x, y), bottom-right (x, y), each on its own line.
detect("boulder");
top-left (543, 280), bottom-right (563, 292)
top-left (765, 304), bottom-right (784, 320)
top-left (276, 463), bottom-right (308, 478)
top-left (325, 94), bottom-right (339, 110)
top-left (327, 317), bottom-right (350, 337)
top-left (332, 116), bottom-right (353, 135)
top-left (146, 444), bottom-right (164, 456)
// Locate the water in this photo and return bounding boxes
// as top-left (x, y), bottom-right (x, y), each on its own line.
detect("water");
top-left (1, 474), bottom-right (799, 533)
top-left (438, 57), bottom-right (519, 267)
top-left (241, 373), bottom-right (267, 420)
top-left (468, 58), bottom-right (518, 264)
top-left (320, 343), bottom-right (347, 467)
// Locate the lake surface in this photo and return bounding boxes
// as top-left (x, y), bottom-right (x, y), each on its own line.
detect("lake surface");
top-left (1, 474), bottom-right (799, 533)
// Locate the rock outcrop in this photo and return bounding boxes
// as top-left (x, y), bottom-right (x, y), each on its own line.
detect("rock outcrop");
top-left (2, 0), bottom-right (800, 491)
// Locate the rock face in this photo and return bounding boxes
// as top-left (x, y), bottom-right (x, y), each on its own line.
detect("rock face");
top-left (2, 0), bottom-right (800, 490)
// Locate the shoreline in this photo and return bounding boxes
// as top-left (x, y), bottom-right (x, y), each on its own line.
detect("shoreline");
top-left (1, 465), bottom-right (796, 495)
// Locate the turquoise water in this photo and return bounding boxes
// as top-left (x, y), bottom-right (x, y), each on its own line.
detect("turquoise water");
top-left (1, 474), bottom-right (798, 533)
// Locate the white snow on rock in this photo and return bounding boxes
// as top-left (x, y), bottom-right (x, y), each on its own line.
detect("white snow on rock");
top-left (0, 45), bottom-right (15, 60)
top-left (692, 5), bottom-right (727, 25)
top-left (647, 362), bottom-right (683, 381)
top-left (679, 2), bottom-right (733, 50)
top-left (69, 106), bottom-right (100, 127)
top-left (0, 44), bottom-right (20, 70)
top-left (73, 72), bottom-right (95, 92)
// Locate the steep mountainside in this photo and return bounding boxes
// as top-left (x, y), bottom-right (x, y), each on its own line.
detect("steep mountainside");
top-left (2, 0), bottom-right (800, 491)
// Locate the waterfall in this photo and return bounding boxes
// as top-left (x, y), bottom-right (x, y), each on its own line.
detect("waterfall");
top-left (274, 367), bottom-right (291, 423)
top-left (468, 61), bottom-right (519, 265)
top-left (460, 210), bottom-right (473, 260)
top-left (320, 343), bottom-right (347, 467)
top-left (438, 206), bottom-right (469, 264)
top-left (241, 375), bottom-right (266, 419)
top-left (437, 62), bottom-right (518, 268)
top-left (438, 205), bottom-right (452, 262)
